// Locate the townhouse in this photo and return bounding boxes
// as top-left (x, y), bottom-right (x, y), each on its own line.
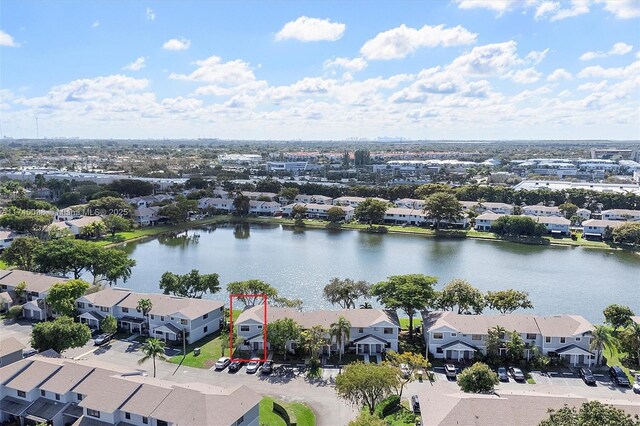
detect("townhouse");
top-left (241, 191), bottom-right (278, 201)
top-left (0, 356), bottom-right (260, 426)
top-left (474, 212), bottom-right (504, 231)
top-left (393, 198), bottom-right (425, 210)
top-left (235, 306), bottom-right (400, 356)
top-left (523, 205), bottom-right (562, 217)
top-left (460, 201), bottom-right (514, 215)
top-left (198, 197), bottom-right (234, 212)
top-left (576, 208), bottom-right (592, 221)
top-left (384, 208), bottom-right (426, 226)
top-left (600, 209), bottom-right (640, 222)
top-left (76, 288), bottom-right (225, 344)
top-left (47, 216), bottom-right (104, 237)
top-left (332, 196), bottom-right (389, 208)
top-left (293, 194), bottom-right (333, 205)
top-left (474, 213), bottom-right (570, 235)
top-left (281, 203), bottom-right (355, 221)
top-left (133, 206), bottom-right (161, 227)
top-left (126, 195), bottom-right (174, 209)
top-left (423, 311), bottom-right (597, 366)
top-left (0, 230), bottom-right (22, 251)
top-left (0, 270), bottom-right (68, 320)
top-left (581, 219), bottom-right (627, 239)
top-left (248, 200), bottom-right (280, 216)
top-left (0, 338), bottom-right (25, 367)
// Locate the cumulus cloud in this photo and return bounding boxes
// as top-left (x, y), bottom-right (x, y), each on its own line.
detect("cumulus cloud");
top-left (509, 67), bottom-right (542, 84)
top-left (0, 30), bottom-right (19, 47)
top-left (578, 60), bottom-right (640, 78)
top-left (360, 24), bottom-right (477, 60)
top-left (275, 17), bottom-right (345, 42)
top-left (449, 41), bottom-right (519, 76)
top-left (169, 55), bottom-right (257, 93)
top-left (525, 48), bottom-right (549, 65)
top-left (580, 42), bottom-right (634, 60)
top-left (146, 8), bottom-right (156, 21)
top-left (547, 68), bottom-right (573, 81)
top-left (122, 57), bottom-right (146, 71)
top-left (455, 0), bottom-right (518, 14)
top-left (162, 38), bottom-right (191, 51)
top-left (458, 0), bottom-right (638, 20)
top-left (92, 21), bottom-right (100, 28)
top-left (323, 57), bottom-right (368, 73)
top-left (596, 0), bottom-right (640, 18)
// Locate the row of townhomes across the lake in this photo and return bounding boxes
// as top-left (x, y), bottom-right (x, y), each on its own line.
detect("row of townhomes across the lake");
top-left (0, 355), bottom-right (260, 426)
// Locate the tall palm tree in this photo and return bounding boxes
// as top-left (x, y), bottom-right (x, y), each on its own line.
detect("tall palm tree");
top-left (359, 302), bottom-right (372, 309)
top-left (136, 298), bottom-right (153, 335)
top-left (590, 325), bottom-right (615, 365)
top-left (330, 316), bottom-right (351, 361)
top-left (138, 338), bottom-right (168, 378)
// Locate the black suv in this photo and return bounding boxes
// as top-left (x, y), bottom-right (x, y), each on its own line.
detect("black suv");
top-left (578, 367), bottom-right (596, 385)
top-left (609, 366), bottom-right (630, 386)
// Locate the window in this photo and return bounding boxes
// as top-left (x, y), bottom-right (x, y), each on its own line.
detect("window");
top-left (125, 413), bottom-right (130, 420)
top-left (240, 325), bottom-right (250, 332)
top-left (41, 390), bottom-right (46, 396)
top-left (156, 331), bottom-right (163, 335)
top-left (181, 319), bottom-right (188, 325)
top-left (55, 393), bottom-right (60, 401)
top-left (384, 328), bottom-right (393, 334)
top-left (17, 390), bottom-right (26, 398)
top-left (575, 337), bottom-right (581, 342)
top-left (142, 417), bottom-right (148, 424)
top-left (257, 325), bottom-right (263, 329)
top-left (203, 326), bottom-right (208, 333)
top-left (358, 328), bottom-right (364, 334)
top-left (236, 415), bottom-right (244, 425)
top-left (160, 316), bottom-right (165, 321)
top-left (87, 409), bottom-right (100, 418)
top-left (122, 307), bottom-right (129, 313)
top-left (203, 313), bottom-right (208, 319)
top-left (433, 333), bottom-right (444, 340)
top-left (77, 302), bottom-right (85, 309)
top-left (436, 347), bottom-right (443, 354)
top-left (545, 336), bottom-right (551, 343)
top-left (150, 314), bottom-right (155, 320)
top-left (0, 284), bottom-right (6, 289)
top-left (560, 337), bottom-right (566, 344)
top-left (77, 393), bottom-right (83, 401)
top-left (157, 421), bottom-right (168, 426)
top-left (100, 306), bottom-right (109, 312)
top-left (526, 333), bottom-right (536, 340)
top-left (88, 304), bottom-right (93, 308)
top-left (451, 333), bottom-right (457, 337)
top-left (385, 342), bottom-right (391, 348)
top-left (472, 334), bottom-right (482, 341)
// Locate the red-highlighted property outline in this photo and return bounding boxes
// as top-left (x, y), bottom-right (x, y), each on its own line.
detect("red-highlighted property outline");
top-left (229, 294), bottom-right (268, 362)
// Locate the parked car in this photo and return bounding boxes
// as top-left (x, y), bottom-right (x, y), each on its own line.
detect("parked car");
top-left (632, 374), bottom-right (640, 394)
top-left (400, 363), bottom-right (411, 379)
top-left (497, 367), bottom-right (509, 382)
top-left (94, 334), bottom-right (111, 346)
top-left (444, 364), bottom-right (457, 379)
top-left (228, 361), bottom-right (244, 372)
top-left (410, 395), bottom-right (421, 414)
top-left (214, 357), bottom-right (231, 370)
top-left (261, 360), bottom-right (273, 375)
top-left (578, 367), bottom-right (596, 385)
top-left (609, 366), bottom-right (630, 386)
top-left (246, 357), bottom-right (262, 374)
top-left (508, 367), bottom-right (525, 382)
top-left (22, 349), bottom-right (38, 358)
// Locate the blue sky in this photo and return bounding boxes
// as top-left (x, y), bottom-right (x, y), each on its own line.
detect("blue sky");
top-left (1, 0), bottom-right (639, 140)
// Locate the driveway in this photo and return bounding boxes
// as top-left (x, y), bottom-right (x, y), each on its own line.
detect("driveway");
top-left (1, 319), bottom-right (35, 348)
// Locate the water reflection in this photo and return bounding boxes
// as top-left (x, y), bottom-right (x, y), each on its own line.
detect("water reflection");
top-left (233, 223), bottom-right (251, 239)
top-left (158, 232), bottom-right (200, 248)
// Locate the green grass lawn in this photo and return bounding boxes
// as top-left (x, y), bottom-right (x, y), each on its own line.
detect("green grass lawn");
top-left (384, 400), bottom-right (418, 426)
top-left (399, 317), bottom-right (423, 330)
top-left (0, 259), bottom-right (8, 269)
top-left (604, 343), bottom-right (636, 384)
top-left (168, 332), bottom-right (229, 369)
top-left (259, 396), bottom-right (316, 426)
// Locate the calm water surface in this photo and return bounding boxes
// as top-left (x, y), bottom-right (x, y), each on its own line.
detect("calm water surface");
top-left (119, 223), bottom-right (640, 323)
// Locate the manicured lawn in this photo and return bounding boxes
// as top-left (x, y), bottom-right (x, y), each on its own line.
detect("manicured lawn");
top-left (168, 332), bottom-right (229, 369)
top-left (399, 317), bottom-right (422, 330)
top-left (0, 259), bottom-right (8, 269)
top-left (384, 400), bottom-right (418, 426)
top-left (259, 396), bottom-right (315, 426)
top-left (604, 343), bottom-right (636, 384)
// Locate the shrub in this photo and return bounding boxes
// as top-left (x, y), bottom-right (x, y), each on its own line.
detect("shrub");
top-left (7, 305), bottom-right (23, 319)
top-left (374, 395), bottom-right (400, 418)
top-left (387, 408), bottom-right (416, 424)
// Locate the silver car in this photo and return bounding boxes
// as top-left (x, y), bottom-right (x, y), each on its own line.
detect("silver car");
top-left (246, 357), bottom-right (262, 374)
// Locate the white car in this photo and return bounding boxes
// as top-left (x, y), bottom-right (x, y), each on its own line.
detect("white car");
top-left (633, 374), bottom-right (640, 394)
top-left (214, 357), bottom-right (231, 370)
top-left (246, 357), bottom-right (262, 374)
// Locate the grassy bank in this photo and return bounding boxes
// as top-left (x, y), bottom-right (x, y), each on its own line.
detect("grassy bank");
top-left (259, 396), bottom-right (316, 426)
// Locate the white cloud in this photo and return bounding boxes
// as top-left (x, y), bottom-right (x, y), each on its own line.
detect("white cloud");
top-left (459, 0), bottom-right (638, 20)
top-left (525, 48), bottom-right (549, 65)
top-left (547, 68), bottom-right (573, 81)
top-left (455, 0), bottom-right (518, 14)
top-left (162, 38), bottom-right (191, 51)
top-left (360, 24), bottom-right (477, 60)
top-left (0, 30), bottom-right (19, 47)
top-left (275, 16), bottom-right (345, 42)
top-left (122, 57), bottom-right (146, 71)
top-left (577, 80), bottom-right (608, 91)
top-left (146, 7), bottom-right (156, 21)
top-left (449, 41), bottom-right (519, 76)
top-left (169, 55), bottom-right (257, 89)
top-left (535, 2), bottom-right (560, 19)
top-left (596, 0), bottom-right (640, 18)
top-left (92, 21), bottom-right (100, 28)
top-left (578, 60), bottom-right (640, 78)
top-left (510, 67), bottom-right (542, 84)
top-left (323, 57), bottom-right (368, 73)
top-left (580, 42), bottom-right (634, 60)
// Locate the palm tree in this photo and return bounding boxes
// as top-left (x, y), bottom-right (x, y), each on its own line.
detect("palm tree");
top-left (359, 302), bottom-right (372, 309)
top-left (136, 299), bottom-right (153, 335)
top-left (330, 316), bottom-right (351, 362)
top-left (590, 325), bottom-right (615, 365)
top-left (137, 338), bottom-right (168, 378)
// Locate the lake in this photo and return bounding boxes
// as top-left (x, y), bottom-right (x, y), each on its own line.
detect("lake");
top-left (118, 223), bottom-right (640, 323)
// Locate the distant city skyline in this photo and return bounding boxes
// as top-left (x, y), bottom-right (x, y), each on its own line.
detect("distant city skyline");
top-left (1, 0), bottom-right (639, 140)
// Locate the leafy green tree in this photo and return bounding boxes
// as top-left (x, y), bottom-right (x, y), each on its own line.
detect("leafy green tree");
top-left (301, 325), bottom-right (328, 360)
top-left (437, 279), bottom-right (485, 314)
top-left (612, 222), bottom-right (640, 246)
top-left (329, 316), bottom-right (351, 362)
top-left (385, 351), bottom-right (430, 397)
top-left (159, 270), bottom-right (221, 298)
top-left (491, 215), bottom-right (546, 237)
top-left (423, 192), bottom-right (463, 230)
top-left (590, 325), bottom-right (615, 365)
top-left (232, 194), bottom-right (250, 215)
top-left (2, 236), bottom-right (42, 270)
top-left (279, 187), bottom-right (299, 203)
top-left (485, 326), bottom-right (503, 362)
top-left (457, 362), bottom-right (499, 393)
top-left (348, 411), bottom-right (387, 426)
top-left (539, 401), bottom-right (640, 426)
top-left (100, 314), bottom-right (118, 335)
top-left (485, 289), bottom-right (534, 314)
top-left (14, 281), bottom-right (27, 303)
top-left (47, 279), bottom-right (90, 316)
top-left (372, 274), bottom-right (438, 337)
top-left (80, 220), bottom-right (107, 239)
top-left (226, 280), bottom-right (278, 307)
top-left (8, 197), bottom-right (53, 211)
top-left (103, 214), bottom-right (133, 237)
top-left (327, 206), bottom-right (346, 223)
top-left (618, 322), bottom-right (640, 365)
top-left (292, 205), bottom-right (307, 226)
top-left (31, 316), bottom-right (92, 353)
top-left (87, 196), bottom-right (134, 218)
top-left (267, 318), bottom-right (301, 361)
top-left (335, 362), bottom-right (400, 415)
top-left (34, 238), bottom-right (92, 278)
top-left (354, 198), bottom-right (388, 226)
top-left (558, 203), bottom-right (579, 220)
top-left (272, 296), bottom-right (303, 310)
top-left (138, 338), bottom-right (168, 378)
top-left (506, 331), bottom-right (525, 362)
top-left (603, 304), bottom-right (635, 332)
top-left (323, 278), bottom-right (371, 309)
top-left (0, 207), bottom-right (53, 238)
top-left (414, 183), bottom-right (454, 198)
top-left (107, 179), bottom-right (154, 198)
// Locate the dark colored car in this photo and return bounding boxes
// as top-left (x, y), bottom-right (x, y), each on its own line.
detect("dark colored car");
top-left (609, 366), bottom-right (630, 386)
top-left (228, 361), bottom-right (244, 372)
top-left (261, 360), bottom-right (273, 375)
top-left (497, 367), bottom-right (509, 382)
top-left (578, 367), bottom-right (596, 385)
top-left (410, 395), bottom-right (421, 414)
top-left (508, 367), bottom-right (526, 382)
top-left (23, 349), bottom-right (38, 358)
top-left (94, 334), bottom-right (111, 346)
